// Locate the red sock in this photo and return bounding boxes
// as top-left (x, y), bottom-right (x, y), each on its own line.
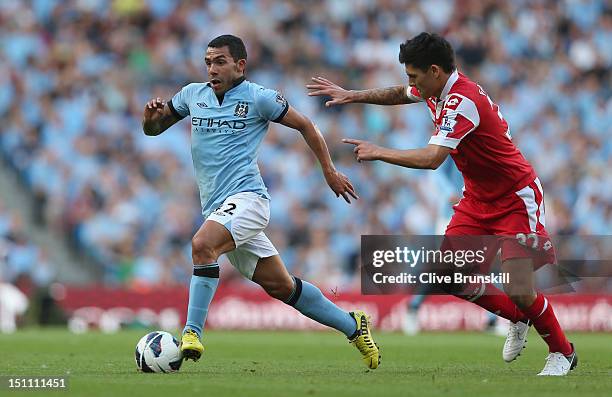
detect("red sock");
top-left (523, 293), bottom-right (572, 355)
top-left (460, 283), bottom-right (525, 323)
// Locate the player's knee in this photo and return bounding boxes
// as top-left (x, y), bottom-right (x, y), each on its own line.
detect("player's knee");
top-left (191, 235), bottom-right (218, 263)
top-left (261, 279), bottom-right (294, 301)
top-left (507, 293), bottom-right (536, 309)
top-left (505, 284), bottom-right (536, 309)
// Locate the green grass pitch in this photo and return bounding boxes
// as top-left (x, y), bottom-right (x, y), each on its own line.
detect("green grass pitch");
top-left (1, 329), bottom-right (610, 397)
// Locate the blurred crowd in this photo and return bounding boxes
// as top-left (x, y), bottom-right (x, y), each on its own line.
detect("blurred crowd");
top-left (0, 200), bottom-right (55, 286)
top-left (0, 0), bottom-right (610, 289)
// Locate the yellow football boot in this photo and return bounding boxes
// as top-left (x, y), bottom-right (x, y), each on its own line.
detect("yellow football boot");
top-left (349, 310), bottom-right (381, 369)
top-left (181, 329), bottom-right (204, 361)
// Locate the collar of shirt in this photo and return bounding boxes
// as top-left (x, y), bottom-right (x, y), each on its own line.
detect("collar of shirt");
top-left (438, 69), bottom-right (459, 101)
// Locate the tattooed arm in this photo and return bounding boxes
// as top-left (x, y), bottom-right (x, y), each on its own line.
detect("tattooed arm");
top-left (306, 77), bottom-right (419, 107)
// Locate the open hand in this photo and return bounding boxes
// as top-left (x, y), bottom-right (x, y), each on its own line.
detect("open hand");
top-left (143, 97), bottom-right (166, 123)
top-left (306, 77), bottom-right (353, 107)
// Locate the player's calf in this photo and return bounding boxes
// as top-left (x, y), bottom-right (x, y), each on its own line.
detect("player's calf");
top-left (252, 257), bottom-right (380, 368)
top-left (259, 278), bottom-right (294, 301)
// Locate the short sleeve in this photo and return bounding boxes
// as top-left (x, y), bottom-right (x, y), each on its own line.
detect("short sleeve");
top-left (254, 87), bottom-right (289, 122)
top-left (407, 86), bottom-right (424, 102)
top-left (429, 94), bottom-right (480, 149)
top-left (168, 84), bottom-right (191, 119)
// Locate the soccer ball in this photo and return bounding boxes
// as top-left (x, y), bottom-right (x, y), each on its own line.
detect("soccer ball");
top-left (135, 331), bottom-right (183, 373)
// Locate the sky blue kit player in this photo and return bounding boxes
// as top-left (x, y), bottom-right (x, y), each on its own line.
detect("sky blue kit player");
top-left (142, 35), bottom-right (380, 369)
top-left (169, 77), bottom-right (285, 218)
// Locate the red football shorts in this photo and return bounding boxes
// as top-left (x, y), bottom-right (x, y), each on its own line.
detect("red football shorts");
top-left (445, 177), bottom-right (556, 270)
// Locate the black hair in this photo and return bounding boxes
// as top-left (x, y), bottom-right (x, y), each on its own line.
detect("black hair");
top-left (208, 35), bottom-right (247, 61)
top-left (399, 32), bottom-right (456, 73)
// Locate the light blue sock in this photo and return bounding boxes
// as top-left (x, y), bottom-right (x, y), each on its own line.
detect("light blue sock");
top-left (183, 263), bottom-right (219, 338)
top-left (286, 277), bottom-right (357, 338)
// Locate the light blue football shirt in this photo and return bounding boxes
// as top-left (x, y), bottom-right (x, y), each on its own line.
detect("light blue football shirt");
top-left (169, 78), bottom-right (289, 217)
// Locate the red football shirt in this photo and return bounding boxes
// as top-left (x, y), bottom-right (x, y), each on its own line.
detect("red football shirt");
top-left (407, 71), bottom-right (536, 202)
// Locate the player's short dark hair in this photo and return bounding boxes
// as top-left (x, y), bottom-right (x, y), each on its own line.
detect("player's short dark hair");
top-left (208, 35), bottom-right (247, 61)
top-left (399, 32), bottom-right (455, 73)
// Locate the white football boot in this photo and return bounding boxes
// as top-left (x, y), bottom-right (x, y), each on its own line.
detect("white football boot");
top-left (537, 343), bottom-right (578, 376)
top-left (502, 319), bottom-right (530, 362)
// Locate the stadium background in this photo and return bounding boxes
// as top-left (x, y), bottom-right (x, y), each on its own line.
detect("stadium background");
top-left (0, 0), bottom-right (611, 335)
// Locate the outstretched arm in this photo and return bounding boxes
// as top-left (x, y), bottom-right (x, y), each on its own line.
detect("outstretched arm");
top-left (278, 106), bottom-right (358, 203)
top-left (343, 138), bottom-right (451, 170)
top-left (142, 98), bottom-right (181, 136)
top-left (306, 77), bottom-right (419, 106)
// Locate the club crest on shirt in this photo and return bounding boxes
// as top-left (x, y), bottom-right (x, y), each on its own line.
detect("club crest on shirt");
top-left (234, 101), bottom-right (249, 118)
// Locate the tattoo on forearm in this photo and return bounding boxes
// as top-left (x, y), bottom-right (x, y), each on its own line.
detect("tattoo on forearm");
top-left (354, 86), bottom-right (417, 105)
top-left (143, 111), bottom-right (177, 135)
top-left (159, 114), bottom-right (177, 130)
